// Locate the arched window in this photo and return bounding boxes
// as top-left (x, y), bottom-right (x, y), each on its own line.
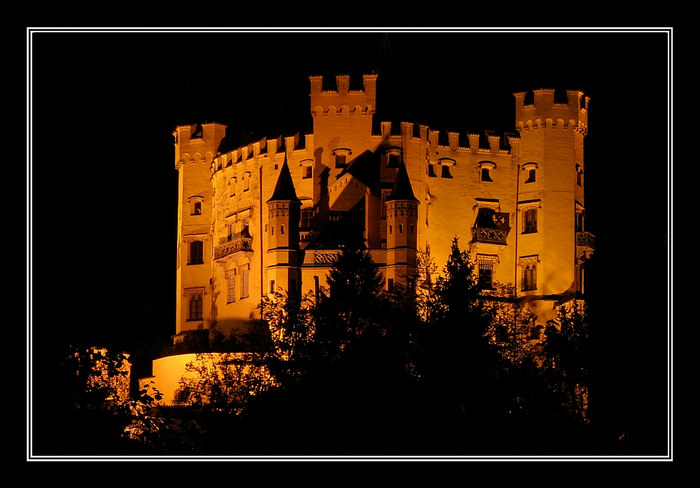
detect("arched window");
top-left (189, 240), bottom-right (204, 265)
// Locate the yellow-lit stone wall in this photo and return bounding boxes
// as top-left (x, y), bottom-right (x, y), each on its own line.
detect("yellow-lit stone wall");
top-left (173, 76), bottom-right (591, 340)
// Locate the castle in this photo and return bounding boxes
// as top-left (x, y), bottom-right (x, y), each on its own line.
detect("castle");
top-left (143, 74), bottom-right (593, 404)
top-left (173, 73), bottom-right (592, 341)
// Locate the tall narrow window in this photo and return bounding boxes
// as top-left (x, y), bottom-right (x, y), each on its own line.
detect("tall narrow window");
top-left (520, 256), bottom-right (538, 291)
top-left (477, 255), bottom-right (497, 290)
top-left (226, 270), bottom-right (236, 303)
top-left (193, 201), bottom-right (202, 215)
top-left (189, 240), bottom-right (204, 265)
top-left (241, 265), bottom-right (250, 299)
top-left (441, 165), bottom-right (452, 178)
top-left (188, 293), bottom-right (203, 321)
top-left (522, 264), bottom-right (537, 291)
top-left (523, 209), bottom-right (538, 234)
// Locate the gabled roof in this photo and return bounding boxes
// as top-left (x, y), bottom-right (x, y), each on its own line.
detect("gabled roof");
top-left (386, 161), bottom-right (418, 202)
top-left (267, 158), bottom-right (300, 203)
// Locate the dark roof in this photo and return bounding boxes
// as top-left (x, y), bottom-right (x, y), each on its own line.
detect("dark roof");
top-left (338, 150), bottom-right (381, 192)
top-left (267, 158), bottom-right (300, 203)
top-left (387, 161), bottom-right (418, 202)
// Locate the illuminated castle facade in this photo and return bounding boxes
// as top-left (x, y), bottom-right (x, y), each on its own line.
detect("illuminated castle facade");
top-left (172, 74), bottom-right (593, 345)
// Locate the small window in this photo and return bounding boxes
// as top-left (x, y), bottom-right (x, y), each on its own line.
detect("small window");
top-left (427, 164), bottom-right (437, 177)
top-left (188, 293), bottom-right (203, 321)
top-left (280, 224), bottom-right (285, 235)
top-left (300, 207), bottom-right (313, 229)
top-left (441, 165), bottom-right (452, 178)
top-left (522, 263), bottom-right (537, 291)
top-left (241, 265), bottom-right (250, 299)
top-left (227, 270), bottom-right (236, 303)
top-left (270, 279), bottom-right (276, 295)
top-left (481, 168), bottom-right (492, 182)
top-left (333, 148), bottom-right (351, 169)
top-left (192, 201), bottom-right (202, 215)
top-left (525, 169), bottom-right (536, 183)
top-left (243, 172), bottom-right (250, 191)
top-left (229, 178), bottom-right (237, 197)
top-left (189, 241), bottom-right (204, 265)
top-left (398, 223), bottom-right (404, 234)
top-left (523, 209), bottom-right (538, 234)
top-left (303, 165), bottom-right (313, 179)
top-left (477, 255), bottom-right (497, 290)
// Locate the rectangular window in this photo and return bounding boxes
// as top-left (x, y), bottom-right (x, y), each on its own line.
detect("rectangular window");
top-left (441, 165), bottom-right (452, 178)
top-left (188, 293), bottom-right (203, 321)
top-left (335, 154), bottom-right (346, 168)
top-left (477, 255), bottom-right (496, 290)
top-left (227, 270), bottom-right (236, 303)
top-left (241, 265), bottom-right (250, 299)
top-left (300, 207), bottom-right (313, 229)
top-left (522, 263), bottom-right (537, 291)
top-left (523, 209), bottom-right (538, 234)
top-left (270, 279), bottom-right (276, 295)
top-left (189, 240), bottom-right (204, 265)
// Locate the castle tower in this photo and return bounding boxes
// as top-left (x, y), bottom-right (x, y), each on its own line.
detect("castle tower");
top-left (309, 74), bottom-right (379, 181)
top-left (513, 89), bottom-right (591, 319)
top-left (385, 161), bottom-right (419, 289)
top-left (172, 122), bottom-right (227, 341)
top-left (266, 158), bottom-right (302, 299)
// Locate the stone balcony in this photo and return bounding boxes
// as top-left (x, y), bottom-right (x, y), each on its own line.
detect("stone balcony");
top-left (473, 226), bottom-right (508, 245)
top-left (576, 231), bottom-right (595, 250)
top-left (214, 237), bottom-right (253, 260)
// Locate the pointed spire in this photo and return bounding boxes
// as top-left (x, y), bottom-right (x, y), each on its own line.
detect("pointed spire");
top-left (267, 157), bottom-right (300, 203)
top-left (386, 161), bottom-right (418, 202)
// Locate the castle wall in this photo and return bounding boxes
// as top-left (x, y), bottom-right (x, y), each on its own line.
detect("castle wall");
top-left (172, 78), bottom-right (591, 341)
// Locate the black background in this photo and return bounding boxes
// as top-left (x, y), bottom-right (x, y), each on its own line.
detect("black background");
top-left (28, 28), bottom-right (671, 456)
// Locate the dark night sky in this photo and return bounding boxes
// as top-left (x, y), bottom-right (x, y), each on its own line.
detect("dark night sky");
top-left (28, 28), bottom-right (672, 448)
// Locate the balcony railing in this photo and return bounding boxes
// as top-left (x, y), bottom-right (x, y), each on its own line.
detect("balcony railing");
top-left (473, 226), bottom-right (508, 245)
top-left (214, 237), bottom-right (253, 260)
top-left (576, 231), bottom-right (595, 250)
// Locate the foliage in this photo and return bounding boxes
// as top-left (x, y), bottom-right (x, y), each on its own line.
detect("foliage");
top-left (41, 239), bottom-right (599, 456)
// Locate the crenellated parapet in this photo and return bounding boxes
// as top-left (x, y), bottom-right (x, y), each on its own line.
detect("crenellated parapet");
top-left (210, 132), bottom-right (314, 175)
top-left (309, 74), bottom-right (378, 116)
top-left (173, 122), bottom-right (227, 170)
top-left (514, 89), bottom-right (589, 134)
top-left (377, 120), bottom-right (520, 156)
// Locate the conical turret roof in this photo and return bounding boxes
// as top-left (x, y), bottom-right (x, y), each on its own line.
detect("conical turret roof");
top-left (386, 161), bottom-right (418, 202)
top-left (267, 157), bottom-right (300, 203)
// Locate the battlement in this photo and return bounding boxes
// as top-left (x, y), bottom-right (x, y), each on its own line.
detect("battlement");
top-left (514, 89), bottom-right (589, 134)
top-left (309, 74), bottom-right (378, 116)
top-left (377, 120), bottom-right (520, 155)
